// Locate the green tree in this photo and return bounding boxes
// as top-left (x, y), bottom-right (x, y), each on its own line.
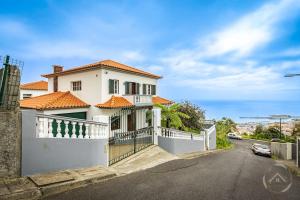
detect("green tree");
top-left (178, 100), bottom-right (205, 131)
top-left (155, 103), bottom-right (190, 129)
top-left (254, 124), bottom-right (264, 135)
top-left (215, 118), bottom-right (236, 149)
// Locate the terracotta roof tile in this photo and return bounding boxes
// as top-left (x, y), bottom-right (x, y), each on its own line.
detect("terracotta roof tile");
top-left (96, 96), bottom-right (133, 109)
top-left (20, 91), bottom-right (89, 110)
top-left (42, 59), bottom-right (161, 79)
top-left (20, 81), bottom-right (48, 90)
top-left (152, 96), bottom-right (173, 105)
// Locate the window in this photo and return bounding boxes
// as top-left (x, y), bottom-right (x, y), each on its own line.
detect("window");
top-left (109, 79), bottom-right (119, 94)
top-left (124, 82), bottom-right (140, 95)
top-left (111, 116), bottom-right (120, 130)
top-left (143, 84), bottom-right (156, 95)
top-left (23, 94), bottom-right (32, 99)
top-left (72, 81), bottom-right (82, 91)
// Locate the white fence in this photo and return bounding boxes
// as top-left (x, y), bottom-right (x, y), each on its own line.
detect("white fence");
top-left (22, 110), bottom-right (109, 175)
top-left (160, 127), bottom-right (204, 140)
top-left (36, 114), bottom-right (109, 139)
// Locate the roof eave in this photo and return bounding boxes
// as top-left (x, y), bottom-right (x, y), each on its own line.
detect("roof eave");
top-left (41, 64), bottom-right (162, 79)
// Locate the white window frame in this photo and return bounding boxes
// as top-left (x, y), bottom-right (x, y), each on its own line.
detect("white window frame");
top-left (71, 81), bottom-right (82, 91)
top-left (22, 94), bottom-right (32, 99)
top-left (113, 80), bottom-right (119, 94)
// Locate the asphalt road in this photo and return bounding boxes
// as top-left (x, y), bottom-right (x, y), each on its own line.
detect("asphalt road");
top-left (45, 140), bottom-right (300, 200)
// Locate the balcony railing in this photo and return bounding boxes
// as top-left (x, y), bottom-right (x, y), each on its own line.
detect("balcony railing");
top-left (123, 95), bottom-right (153, 106)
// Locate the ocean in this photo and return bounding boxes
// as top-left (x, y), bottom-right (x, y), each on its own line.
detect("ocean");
top-left (190, 100), bottom-right (300, 123)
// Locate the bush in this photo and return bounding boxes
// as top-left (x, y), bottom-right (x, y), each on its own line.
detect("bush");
top-left (178, 100), bottom-right (205, 131)
top-left (215, 118), bottom-right (235, 149)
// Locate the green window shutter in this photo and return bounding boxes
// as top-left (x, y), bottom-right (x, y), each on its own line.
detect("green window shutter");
top-left (109, 79), bottom-right (114, 94)
top-left (143, 84), bottom-right (146, 95)
top-left (125, 82), bottom-right (129, 95)
top-left (151, 85), bottom-right (156, 95)
top-left (136, 83), bottom-right (140, 94)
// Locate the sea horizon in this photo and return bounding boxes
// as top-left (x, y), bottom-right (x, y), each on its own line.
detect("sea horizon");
top-left (183, 100), bottom-right (300, 123)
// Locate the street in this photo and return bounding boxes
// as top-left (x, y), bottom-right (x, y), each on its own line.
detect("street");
top-left (45, 140), bottom-right (300, 200)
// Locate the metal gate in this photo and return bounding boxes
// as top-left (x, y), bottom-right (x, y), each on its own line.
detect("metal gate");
top-left (108, 107), bottom-right (154, 165)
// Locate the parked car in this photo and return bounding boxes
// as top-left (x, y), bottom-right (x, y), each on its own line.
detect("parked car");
top-left (227, 133), bottom-right (242, 140)
top-left (251, 143), bottom-right (271, 157)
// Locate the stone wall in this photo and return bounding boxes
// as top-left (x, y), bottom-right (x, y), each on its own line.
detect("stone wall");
top-left (0, 110), bottom-right (21, 177)
top-left (271, 142), bottom-right (294, 160)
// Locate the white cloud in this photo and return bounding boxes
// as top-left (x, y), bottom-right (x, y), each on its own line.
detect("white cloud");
top-left (278, 48), bottom-right (300, 57)
top-left (0, 18), bottom-right (31, 38)
top-left (156, 0), bottom-right (300, 100)
top-left (120, 51), bottom-right (145, 62)
top-left (203, 0), bottom-right (300, 57)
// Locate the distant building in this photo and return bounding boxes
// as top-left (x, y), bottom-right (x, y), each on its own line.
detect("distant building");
top-left (20, 80), bottom-right (48, 99)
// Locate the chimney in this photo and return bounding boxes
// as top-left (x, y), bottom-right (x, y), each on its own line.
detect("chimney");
top-left (53, 65), bottom-right (64, 73)
top-left (52, 65), bottom-right (63, 92)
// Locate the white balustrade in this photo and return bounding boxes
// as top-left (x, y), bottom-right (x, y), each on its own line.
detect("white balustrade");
top-left (78, 123), bottom-right (83, 139)
top-left (71, 122), bottom-right (77, 138)
top-left (56, 120), bottom-right (62, 138)
top-left (85, 123), bottom-right (89, 139)
top-left (90, 124), bottom-right (94, 139)
top-left (64, 121), bottom-right (70, 138)
top-left (48, 119), bottom-right (53, 138)
top-left (36, 114), bottom-right (109, 139)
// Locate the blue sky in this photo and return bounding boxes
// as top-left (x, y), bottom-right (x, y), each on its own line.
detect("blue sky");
top-left (1, 0), bottom-right (300, 101)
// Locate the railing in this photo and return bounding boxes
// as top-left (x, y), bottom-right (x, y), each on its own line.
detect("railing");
top-left (160, 127), bottom-right (204, 140)
top-left (36, 114), bottom-right (109, 139)
top-left (123, 95), bottom-right (153, 105)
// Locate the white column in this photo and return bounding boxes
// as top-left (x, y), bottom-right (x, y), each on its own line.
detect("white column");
top-left (85, 123), bottom-right (90, 139)
top-left (71, 122), bottom-right (77, 138)
top-left (64, 121), bottom-right (70, 138)
top-left (48, 119), bottom-right (54, 138)
top-left (90, 124), bottom-right (95, 139)
top-left (78, 122), bottom-right (83, 138)
top-left (56, 120), bottom-right (62, 138)
top-left (152, 108), bottom-right (161, 145)
top-left (38, 117), bottom-right (45, 138)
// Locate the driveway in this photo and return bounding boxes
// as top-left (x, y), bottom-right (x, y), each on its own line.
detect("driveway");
top-left (45, 140), bottom-right (300, 200)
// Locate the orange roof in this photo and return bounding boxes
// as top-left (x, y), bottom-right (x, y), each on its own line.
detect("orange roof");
top-left (20, 80), bottom-right (48, 90)
top-left (20, 91), bottom-right (89, 110)
top-left (152, 96), bottom-right (173, 105)
top-left (42, 59), bottom-right (161, 79)
top-left (96, 96), bottom-right (133, 109)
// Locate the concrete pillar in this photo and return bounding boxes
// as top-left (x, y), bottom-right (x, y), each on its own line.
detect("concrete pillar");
top-left (0, 110), bottom-right (21, 177)
top-left (152, 108), bottom-right (161, 145)
top-left (0, 61), bottom-right (21, 177)
top-left (296, 137), bottom-right (300, 167)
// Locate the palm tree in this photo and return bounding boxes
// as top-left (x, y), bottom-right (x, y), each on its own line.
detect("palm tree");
top-left (155, 103), bottom-right (190, 129)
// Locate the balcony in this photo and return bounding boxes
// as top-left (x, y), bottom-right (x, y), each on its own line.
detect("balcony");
top-left (123, 95), bottom-right (153, 106)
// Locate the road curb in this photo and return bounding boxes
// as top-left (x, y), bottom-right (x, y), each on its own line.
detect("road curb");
top-left (178, 148), bottom-right (230, 159)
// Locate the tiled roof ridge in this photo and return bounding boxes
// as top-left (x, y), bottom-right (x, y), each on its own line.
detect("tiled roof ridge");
top-left (42, 59), bottom-right (161, 79)
top-left (45, 91), bottom-right (70, 109)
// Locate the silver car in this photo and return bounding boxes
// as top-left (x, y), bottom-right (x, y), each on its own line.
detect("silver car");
top-left (251, 143), bottom-right (271, 157)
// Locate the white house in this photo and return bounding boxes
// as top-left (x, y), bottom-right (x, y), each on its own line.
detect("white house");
top-left (20, 80), bottom-right (48, 99)
top-left (20, 59), bottom-right (172, 133)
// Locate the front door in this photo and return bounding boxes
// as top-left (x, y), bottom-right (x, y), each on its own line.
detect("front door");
top-left (127, 113), bottom-right (135, 131)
